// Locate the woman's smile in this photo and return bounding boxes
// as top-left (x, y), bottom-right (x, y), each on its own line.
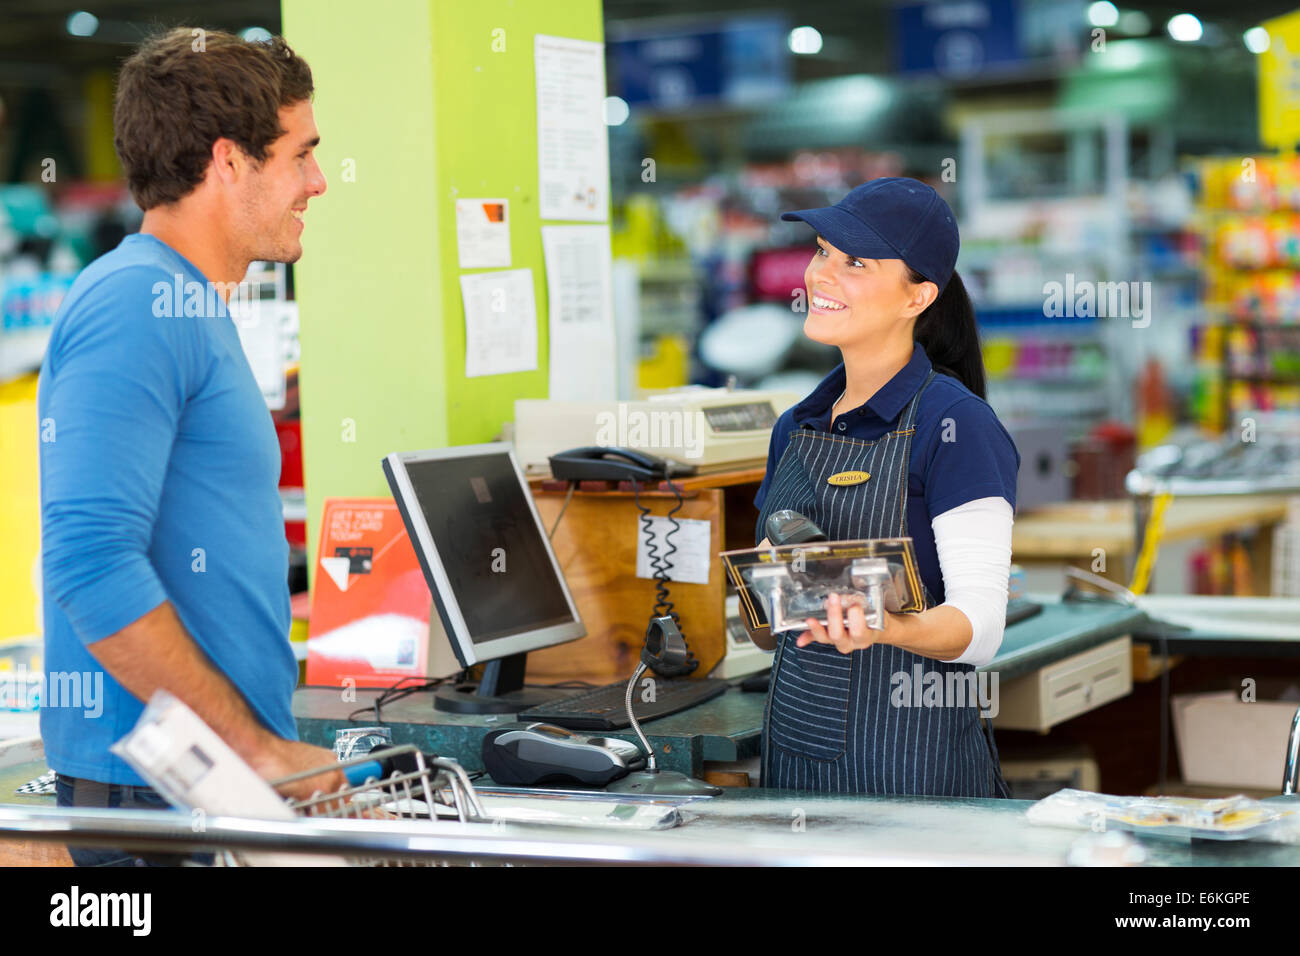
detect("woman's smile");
top-left (809, 291), bottom-right (848, 313)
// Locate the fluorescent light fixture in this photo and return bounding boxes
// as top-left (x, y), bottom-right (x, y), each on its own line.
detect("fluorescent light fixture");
top-left (602, 95), bottom-right (630, 126)
top-left (240, 26), bottom-right (273, 42)
top-left (788, 26), bottom-right (823, 55)
top-left (1088, 2), bottom-right (1119, 28)
top-left (66, 11), bottom-right (99, 37)
top-left (1166, 13), bottom-right (1202, 42)
top-left (1244, 26), bottom-right (1270, 54)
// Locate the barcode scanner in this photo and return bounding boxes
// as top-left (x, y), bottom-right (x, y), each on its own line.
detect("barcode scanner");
top-left (765, 509), bottom-right (828, 546)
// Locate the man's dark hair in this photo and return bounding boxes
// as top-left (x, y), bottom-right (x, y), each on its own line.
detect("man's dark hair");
top-left (114, 27), bottom-right (314, 210)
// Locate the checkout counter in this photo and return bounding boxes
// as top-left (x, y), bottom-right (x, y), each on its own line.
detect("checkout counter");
top-left (4, 591), bottom-right (1298, 866)
top-left (7, 583), bottom-right (1299, 867)
top-left (291, 598), bottom-right (1148, 782)
top-left (4, 412), bottom-right (1300, 867)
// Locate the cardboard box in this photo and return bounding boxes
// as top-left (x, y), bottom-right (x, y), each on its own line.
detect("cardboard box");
top-left (1172, 690), bottom-right (1300, 791)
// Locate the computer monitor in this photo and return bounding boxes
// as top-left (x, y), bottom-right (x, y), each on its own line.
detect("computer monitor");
top-left (382, 443), bottom-right (585, 713)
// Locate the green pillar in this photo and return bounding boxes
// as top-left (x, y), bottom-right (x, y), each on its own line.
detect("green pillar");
top-left (280, 0), bottom-right (607, 588)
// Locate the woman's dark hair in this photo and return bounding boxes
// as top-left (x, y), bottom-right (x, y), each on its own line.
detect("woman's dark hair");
top-left (906, 267), bottom-right (985, 400)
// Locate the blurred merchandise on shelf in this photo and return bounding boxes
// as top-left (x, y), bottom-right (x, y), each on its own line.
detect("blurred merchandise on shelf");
top-left (1070, 422), bottom-right (1136, 501)
top-left (1200, 153), bottom-right (1300, 213)
top-left (1222, 325), bottom-right (1300, 378)
top-left (1135, 358), bottom-right (1175, 450)
top-left (1188, 323), bottom-right (1225, 432)
top-left (611, 193), bottom-right (692, 264)
top-left (958, 110), bottom-right (1202, 442)
top-left (0, 182), bottom-right (140, 382)
top-left (1127, 413), bottom-right (1300, 496)
top-left (637, 333), bottom-right (691, 390)
top-left (1195, 155), bottom-right (1300, 433)
top-left (1187, 534), bottom-right (1257, 597)
top-left (1272, 498), bottom-right (1300, 598)
top-left (981, 316), bottom-right (1107, 384)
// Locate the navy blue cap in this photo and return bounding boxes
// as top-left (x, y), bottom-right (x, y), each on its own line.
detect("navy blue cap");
top-left (781, 177), bottom-right (960, 290)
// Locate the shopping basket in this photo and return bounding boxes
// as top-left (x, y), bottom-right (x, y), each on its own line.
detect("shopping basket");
top-left (220, 745), bottom-right (492, 867)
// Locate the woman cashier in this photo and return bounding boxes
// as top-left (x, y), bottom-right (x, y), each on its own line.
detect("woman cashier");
top-left (751, 178), bottom-right (1019, 798)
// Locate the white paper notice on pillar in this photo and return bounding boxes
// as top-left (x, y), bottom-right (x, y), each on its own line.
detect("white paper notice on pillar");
top-left (542, 224), bottom-right (616, 401)
top-left (459, 269), bottom-right (538, 378)
top-left (455, 198), bottom-right (511, 269)
top-left (535, 35), bottom-right (609, 222)
top-left (232, 299), bottom-right (293, 411)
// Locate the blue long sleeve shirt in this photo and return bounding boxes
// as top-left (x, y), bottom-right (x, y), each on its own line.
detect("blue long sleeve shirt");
top-left (38, 234), bottom-right (298, 785)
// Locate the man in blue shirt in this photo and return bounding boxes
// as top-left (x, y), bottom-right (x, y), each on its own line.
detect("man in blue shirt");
top-left (38, 28), bottom-right (340, 864)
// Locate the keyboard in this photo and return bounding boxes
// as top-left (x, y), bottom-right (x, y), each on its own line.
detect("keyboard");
top-left (519, 677), bottom-right (729, 731)
top-left (1006, 597), bottom-right (1044, 626)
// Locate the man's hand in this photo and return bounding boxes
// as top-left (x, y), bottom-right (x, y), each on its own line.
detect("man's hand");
top-left (249, 739), bottom-right (347, 802)
top-left (88, 603), bottom-right (348, 800)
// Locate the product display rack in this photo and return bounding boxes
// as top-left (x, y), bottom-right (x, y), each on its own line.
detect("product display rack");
top-left (1197, 156), bottom-right (1300, 432)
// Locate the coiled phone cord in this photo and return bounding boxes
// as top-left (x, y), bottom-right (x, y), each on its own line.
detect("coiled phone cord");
top-left (631, 478), bottom-right (684, 633)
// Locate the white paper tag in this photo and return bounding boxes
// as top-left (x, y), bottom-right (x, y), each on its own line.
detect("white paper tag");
top-left (634, 517), bottom-right (711, 585)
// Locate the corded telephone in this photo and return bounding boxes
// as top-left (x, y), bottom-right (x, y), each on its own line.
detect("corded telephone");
top-left (548, 446), bottom-right (689, 483)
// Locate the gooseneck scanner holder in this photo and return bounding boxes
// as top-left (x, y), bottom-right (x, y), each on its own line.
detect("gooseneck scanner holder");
top-left (605, 616), bottom-right (723, 796)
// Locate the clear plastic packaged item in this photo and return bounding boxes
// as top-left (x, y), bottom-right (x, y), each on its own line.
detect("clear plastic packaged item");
top-left (720, 538), bottom-right (923, 634)
top-left (334, 726), bottom-right (393, 761)
top-left (1026, 788), bottom-right (1300, 842)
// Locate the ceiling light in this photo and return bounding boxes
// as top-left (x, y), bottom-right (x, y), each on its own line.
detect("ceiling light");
top-left (1088, 2), bottom-right (1119, 28)
top-left (1244, 26), bottom-right (1270, 54)
top-left (603, 96), bottom-right (630, 126)
top-left (66, 11), bottom-right (99, 37)
top-left (1166, 14), bottom-right (1203, 43)
top-left (788, 26), bottom-right (823, 56)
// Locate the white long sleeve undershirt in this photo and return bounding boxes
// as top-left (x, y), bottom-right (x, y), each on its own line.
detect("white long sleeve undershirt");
top-left (930, 496), bottom-right (1013, 667)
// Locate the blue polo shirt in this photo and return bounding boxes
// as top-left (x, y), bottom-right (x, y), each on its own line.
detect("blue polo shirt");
top-left (754, 342), bottom-right (1020, 603)
top-left (38, 234), bottom-right (298, 785)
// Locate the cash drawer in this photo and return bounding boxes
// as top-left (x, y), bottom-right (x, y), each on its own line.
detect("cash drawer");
top-left (994, 635), bottom-right (1132, 732)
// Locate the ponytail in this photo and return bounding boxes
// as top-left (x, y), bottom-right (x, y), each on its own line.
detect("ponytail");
top-left (908, 269), bottom-right (986, 400)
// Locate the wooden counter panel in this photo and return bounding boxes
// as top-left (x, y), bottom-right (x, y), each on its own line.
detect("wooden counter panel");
top-left (530, 488), bottom-right (726, 684)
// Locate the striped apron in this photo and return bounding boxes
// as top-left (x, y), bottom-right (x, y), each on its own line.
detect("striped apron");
top-left (757, 369), bottom-right (1011, 797)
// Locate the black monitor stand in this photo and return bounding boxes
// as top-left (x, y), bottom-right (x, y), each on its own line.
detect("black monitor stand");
top-left (432, 653), bottom-right (570, 715)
